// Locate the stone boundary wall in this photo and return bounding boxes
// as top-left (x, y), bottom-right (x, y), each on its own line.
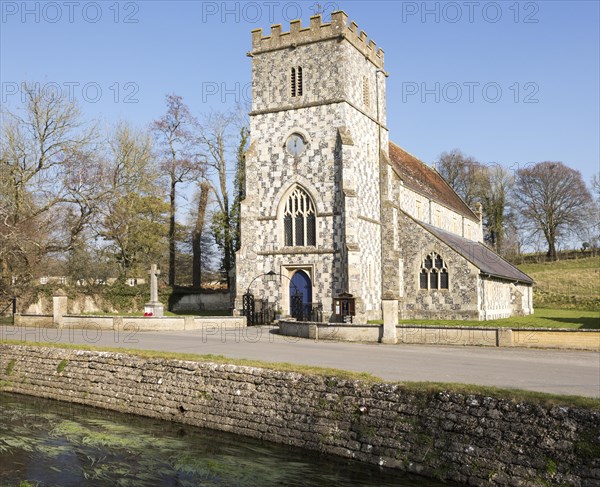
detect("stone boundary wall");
top-left (171, 292), bottom-right (230, 312)
top-left (0, 345), bottom-right (597, 486)
top-left (278, 321), bottom-right (599, 350)
top-left (14, 314), bottom-right (246, 331)
top-left (279, 321), bottom-right (382, 341)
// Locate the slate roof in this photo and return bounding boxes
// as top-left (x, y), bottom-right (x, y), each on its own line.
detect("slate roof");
top-left (388, 142), bottom-right (479, 221)
top-left (420, 222), bottom-right (534, 284)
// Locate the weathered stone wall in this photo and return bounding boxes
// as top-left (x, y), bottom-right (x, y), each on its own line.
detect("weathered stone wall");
top-left (277, 321), bottom-right (600, 350)
top-left (25, 294), bottom-right (107, 315)
top-left (396, 211), bottom-right (481, 320)
top-left (479, 278), bottom-right (535, 320)
top-left (23, 291), bottom-right (232, 316)
top-left (0, 345), bottom-right (597, 486)
top-left (279, 321), bottom-right (382, 342)
top-left (12, 314), bottom-right (246, 331)
top-left (171, 292), bottom-right (230, 312)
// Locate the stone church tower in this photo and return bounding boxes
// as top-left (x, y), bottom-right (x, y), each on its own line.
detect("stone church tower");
top-left (235, 12), bottom-right (533, 323)
top-left (235, 11), bottom-right (383, 321)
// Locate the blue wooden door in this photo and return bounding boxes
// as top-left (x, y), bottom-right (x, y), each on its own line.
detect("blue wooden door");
top-left (290, 270), bottom-right (312, 319)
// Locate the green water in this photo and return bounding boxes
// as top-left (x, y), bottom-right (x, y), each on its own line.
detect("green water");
top-left (0, 393), bottom-right (452, 486)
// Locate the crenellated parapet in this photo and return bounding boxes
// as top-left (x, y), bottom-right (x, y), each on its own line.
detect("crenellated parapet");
top-left (250, 11), bottom-right (384, 69)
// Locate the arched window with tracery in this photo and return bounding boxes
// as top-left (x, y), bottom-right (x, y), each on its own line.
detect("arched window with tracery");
top-left (283, 187), bottom-right (316, 247)
top-left (419, 252), bottom-right (449, 290)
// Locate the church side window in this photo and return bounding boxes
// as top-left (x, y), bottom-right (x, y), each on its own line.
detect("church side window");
top-left (284, 187), bottom-right (316, 246)
top-left (363, 76), bottom-right (370, 108)
top-left (419, 253), bottom-right (449, 290)
top-left (291, 66), bottom-right (303, 97)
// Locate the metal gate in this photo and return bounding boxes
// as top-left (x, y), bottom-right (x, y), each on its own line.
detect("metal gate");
top-left (242, 292), bottom-right (255, 325)
top-left (0, 298), bottom-right (16, 325)
top-left (291, 296), bottom-right (323, 322)
top-left (242, 293), bottom-right (275, 326)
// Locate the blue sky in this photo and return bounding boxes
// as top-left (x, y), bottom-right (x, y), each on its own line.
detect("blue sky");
top-left (1, 0), bottom-right (599, 184)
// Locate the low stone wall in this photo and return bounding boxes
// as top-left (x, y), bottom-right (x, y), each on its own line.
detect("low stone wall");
top-left (14, 314), bottom-right (246, 331)
top-left (279, 321), bottom-right (382, 342)
top-left (397, 326), bottom-right (504, 347)
top-left (171, 292), bottom-right (230, 312)
top-left (278, 321), bottom-right (599, 350)
top-left (11, 314), bottom-right (53, 327)
top-left (513, 329), bottom-right (600, 350)
top-left (0, 345), bottom-right (597, 486)
top-left (399, 326), bottom-right (598, 350)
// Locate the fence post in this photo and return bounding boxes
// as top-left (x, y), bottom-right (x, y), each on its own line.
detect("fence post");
top-left (53, 295), bottom-right (68, 328)
top-left (381, 299), bottom-right (399, 344)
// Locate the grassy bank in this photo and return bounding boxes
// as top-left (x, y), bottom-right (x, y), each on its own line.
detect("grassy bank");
top-left (519, 256), bottom-right (600, 311)
top-left (1, 341), bottom-right (599, 410)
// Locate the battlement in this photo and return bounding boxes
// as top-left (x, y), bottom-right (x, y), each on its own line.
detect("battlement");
top-left (250, 11), bottom-right (384, 69)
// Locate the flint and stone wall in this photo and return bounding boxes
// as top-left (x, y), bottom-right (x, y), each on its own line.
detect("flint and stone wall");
top-left (395, 211), bottom-right (481, 320)
top-left (236, 12), bottom-right (389, 324)
top-left (0, 345), bottom-right (597, 486)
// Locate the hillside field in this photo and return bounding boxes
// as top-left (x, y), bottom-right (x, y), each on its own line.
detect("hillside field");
top-left (519, 256), bottom-right (600, 311)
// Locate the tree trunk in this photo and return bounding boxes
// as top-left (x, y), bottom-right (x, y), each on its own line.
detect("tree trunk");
top-left (547, 240), bottom-right (557, 261)
top-left (168, 179), bottom-right (176, 286)
top-left (222, 194), bottom-right (231, 291)
top-left (192, 182), bottom-right (210, 289)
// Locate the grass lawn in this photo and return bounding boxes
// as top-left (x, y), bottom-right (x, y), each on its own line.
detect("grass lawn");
top-left (370, 308), bottom-right (599, 329)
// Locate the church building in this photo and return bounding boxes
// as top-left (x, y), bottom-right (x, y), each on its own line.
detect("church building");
top-left (235, 11), bottom-right (533, 323)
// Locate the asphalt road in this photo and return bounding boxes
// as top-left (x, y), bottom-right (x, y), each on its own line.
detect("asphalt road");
top-left (2, 324), bottom-right (599, 398)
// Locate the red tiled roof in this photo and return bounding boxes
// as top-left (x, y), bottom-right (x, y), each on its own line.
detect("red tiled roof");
top-left (388, 142), bottom-right (478, 221)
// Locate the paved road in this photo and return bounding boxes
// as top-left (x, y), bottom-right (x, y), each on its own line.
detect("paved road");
top-left (2, 325), bottom-right (599, 398)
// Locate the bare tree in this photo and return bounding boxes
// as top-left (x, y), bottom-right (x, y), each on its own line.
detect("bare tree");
top-left (436, 150), bottom-right (515, 254)
top-left (436, 149), bottom-right (483, 207)
top-left (0, 84), bottom-right (97, 292)
top-left (152, 94), bottom-right (203, 286)
top-left (587, 173), bottom-right (600, 249)
top-left (514, 162), bottom-right (593, 260)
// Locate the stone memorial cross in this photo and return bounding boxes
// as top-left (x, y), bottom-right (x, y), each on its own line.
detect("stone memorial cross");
top-left (144, 264), bottom-right (164, 317)
top-left (149, 264), bottom-right (160, 303)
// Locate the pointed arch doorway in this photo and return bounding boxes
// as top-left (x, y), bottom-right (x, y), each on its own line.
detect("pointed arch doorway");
top-left (290, 270), bottom-right (312, 321)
